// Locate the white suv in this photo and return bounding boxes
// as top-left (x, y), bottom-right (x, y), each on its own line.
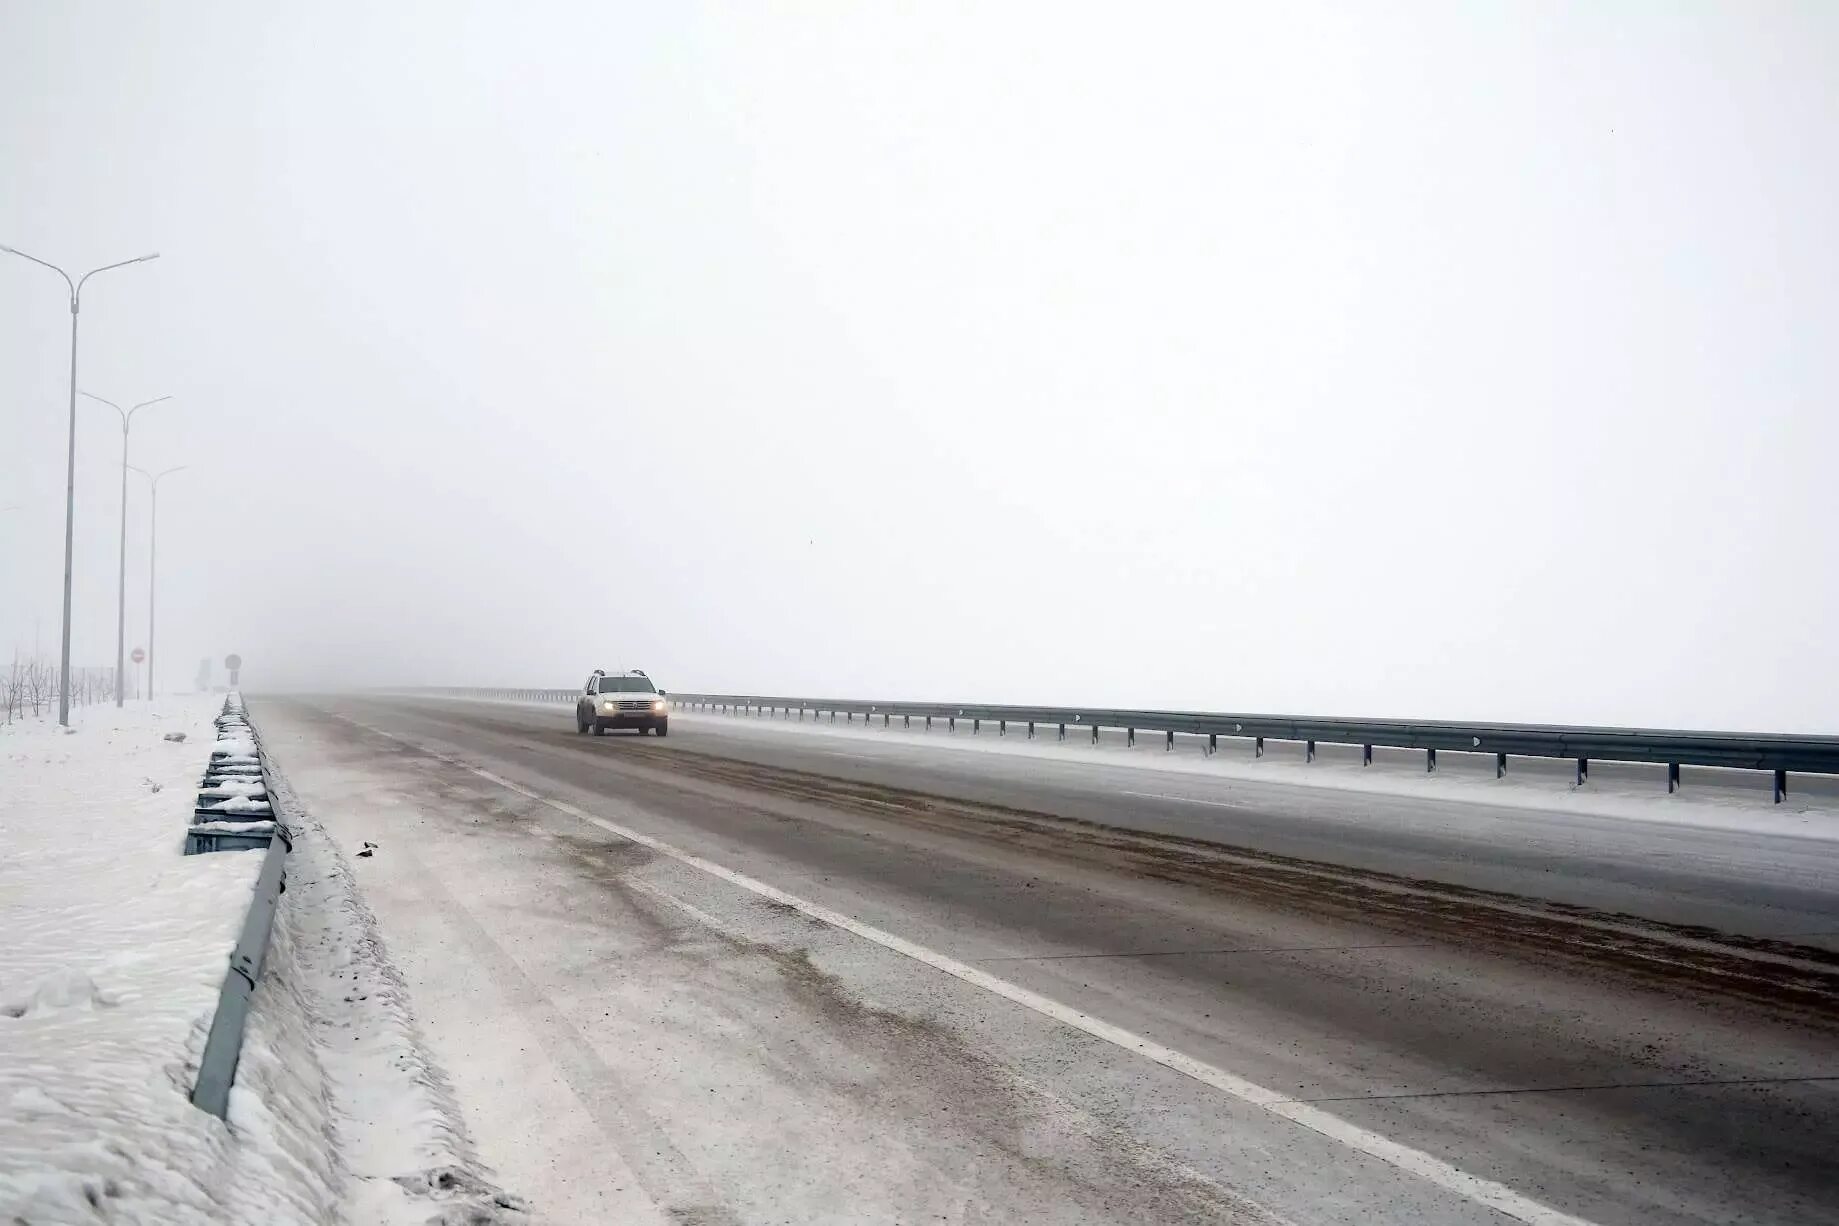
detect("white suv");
top-left (576, 670), bottom-right (669, 737)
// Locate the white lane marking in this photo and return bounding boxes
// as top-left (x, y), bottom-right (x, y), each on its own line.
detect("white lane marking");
top-left (1124, 790), bottom-right (1244, 809)
top-left (347, 717), bottom-right (1599, 1226)
top-left (627, 879), bottom-right (730, 932)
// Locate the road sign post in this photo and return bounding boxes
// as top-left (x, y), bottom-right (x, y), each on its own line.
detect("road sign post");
top-left (226, 653), bottom-right (242, 688)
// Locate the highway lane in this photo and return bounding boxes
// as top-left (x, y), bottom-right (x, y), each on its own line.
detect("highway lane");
top-left (258, 693), bottom-right (1839, 1225)
top-left (451, 695), bottom-right (1839, 941)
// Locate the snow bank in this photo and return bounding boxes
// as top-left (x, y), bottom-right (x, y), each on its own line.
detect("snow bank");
top-left (0, 697), bottom-right (339, 1224)
top-left (3, 696), bottom-right (528, 1225)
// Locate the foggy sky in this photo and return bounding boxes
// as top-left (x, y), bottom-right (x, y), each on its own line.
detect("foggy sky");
top-left (2, 2), bottom-right (1835, 731)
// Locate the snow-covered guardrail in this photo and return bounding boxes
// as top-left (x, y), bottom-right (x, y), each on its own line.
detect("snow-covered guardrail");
top-left (190, 696), bottom-right (279, 853)
top-left (189, 695), bottom-right (292, 1120)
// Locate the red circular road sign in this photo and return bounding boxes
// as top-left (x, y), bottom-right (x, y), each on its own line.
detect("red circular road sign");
top-left (225, 654), bottom-right (242, 670)
top-left (131, 648), bottom-right (145, 664)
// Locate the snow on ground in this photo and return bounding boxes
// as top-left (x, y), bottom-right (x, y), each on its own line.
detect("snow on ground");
top-left (0, 696), bottom-right (339, 1225)
top-left (0, 697), bottom-right (524, 1226)
top-left (255, 723), bottom-right (527, 1225)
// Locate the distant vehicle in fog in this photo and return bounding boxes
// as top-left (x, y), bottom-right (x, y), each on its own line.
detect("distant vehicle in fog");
top-left (577, 669), bottom-right (668, 737)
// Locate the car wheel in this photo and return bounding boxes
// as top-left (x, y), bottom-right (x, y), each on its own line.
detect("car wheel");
top-left (592, 721), bottom-right (606, 736)
top-left (576, 710), bottom-right (588, 734)
top-left (655, 721), bottom-right (669, 738)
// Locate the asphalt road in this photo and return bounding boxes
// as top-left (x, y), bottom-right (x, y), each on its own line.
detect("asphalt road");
top-left (259, 693), bottom-right (1839, 1226)
top-left (586, 700), bottom-right (1839, 943)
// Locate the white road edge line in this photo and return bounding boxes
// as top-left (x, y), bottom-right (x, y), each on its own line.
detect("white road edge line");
top-left (348, 718), bottom-right (1599, 1226)
top-left (1124, 790), bottom-right (1243, 809)
top-left (627, 879), bottom-right (730, 933)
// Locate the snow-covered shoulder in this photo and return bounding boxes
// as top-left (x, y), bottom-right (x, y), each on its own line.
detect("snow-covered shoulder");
top-left (0, 697), bottom-right (339, 1223)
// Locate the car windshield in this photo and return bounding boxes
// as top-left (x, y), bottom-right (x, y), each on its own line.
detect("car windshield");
top-left (598, 676), bottom-right (656, 694)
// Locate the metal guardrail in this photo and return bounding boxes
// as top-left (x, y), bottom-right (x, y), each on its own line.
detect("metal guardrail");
top-left (191, 695), bottom-right (291, 1120)
top-left (403, 686), bottom-right (1839, 803)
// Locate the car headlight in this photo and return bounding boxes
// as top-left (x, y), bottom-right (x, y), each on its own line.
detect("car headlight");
top-left (603, 701), bottom-right (616, 711)
top-left (652, 699), bottom-right (666, 712)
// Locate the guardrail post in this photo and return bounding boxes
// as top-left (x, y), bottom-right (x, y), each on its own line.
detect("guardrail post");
top-left (1207, 733), bottom-right (1217, 756)
top-left (1668, 762), bottom-right (1680, 793)
top-left (1255, 736), bottom-right (1264, 758)
top-left (949, 716), bottom-right (956, 732)
top-left (903, 714), bottom-right (910, 728)
top-left (1363, 743), bottom-right (1373, 766)
top-left (1126, 727), bottom-right (1135, 747)
top-left (1775, 769), bottom-right (1788, 803)
top-left (1058, 723), bottom-right (1066, 742)
top-left (998, 719), bottom-right (1005, 736)
top-left (1576, 757), bottom-right (1588, 786)
top-left (884, 712), bottom-right (890, 727)
top-left (926, 715), bottom-right (932, 730)
top-left (1306, 739), bottom-right (1316, 763)
top-left (1496, 752), bottom-right (1507, 778)
top-left (1092, 724), bottom-right (1099, 745)
top-left (1165, 730), bottom-right (1173, 751)
top-left (1028, 721), bottom-right (1035, 739)
top-left (1426, 747), bottom-right (1437, 772)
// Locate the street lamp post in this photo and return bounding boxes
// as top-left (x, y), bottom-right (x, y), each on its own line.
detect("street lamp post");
top-left (1, 244), bottom-right (160, 725)
top-left (127, 464), bottom-right (185, 700)
top-left (83, 393), bottom-right (172, 705)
